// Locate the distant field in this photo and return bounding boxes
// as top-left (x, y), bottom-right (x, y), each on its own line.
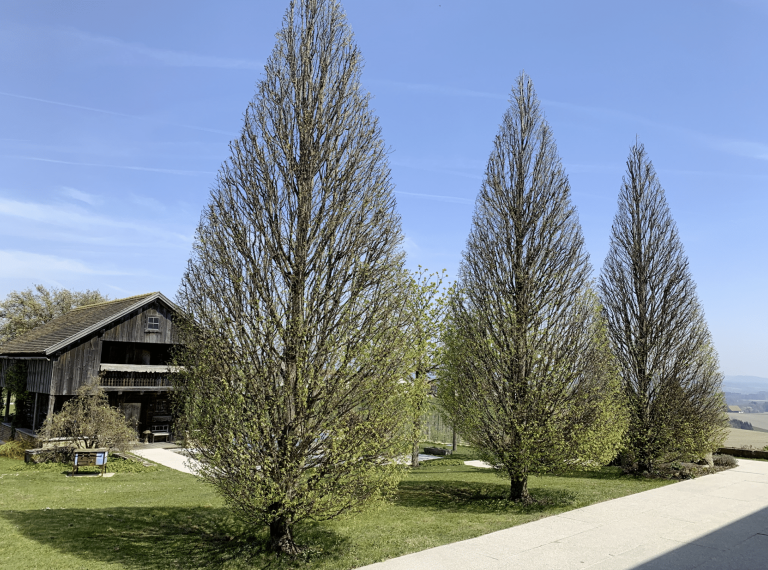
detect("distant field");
top-left (728, 412), bottom-right (768, 431)
top-left (724, 427), bottom-right (768, 449)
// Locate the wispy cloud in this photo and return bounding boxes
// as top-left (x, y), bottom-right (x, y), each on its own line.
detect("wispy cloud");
top-left (402, 237), bottom-right (420, 255)
top-left (130, 193), bottom-right (167, 211)
top-left (395, 190), bottom-right (474, 204)
top-left (562, 163), bottom-right (622, 174)
top-left (70, 30), bottom-right (262, 70)
top-left (61, 186), bottom-right (101, 206)
top-left (392, 157), bottom-right (485, 181)
top-left (6, 155), bottom-right (214, 176)
top-left (711, 139), bottom-right (768, 162)
top-left (107, 284), bottom-right (134, 294)
top-left (540, 98), bottom-right (768, 164)
top-left (372, 79), bottom-right (506, 100)
top-left (0, 196), bottom-right (192, 245)
top-left (0, 91), bottom-right (235, 136)
top-left (0, 250), bottom-right (133, 277)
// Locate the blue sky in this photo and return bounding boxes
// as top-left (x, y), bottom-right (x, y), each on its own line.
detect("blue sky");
top-left (0, 1), bottom-right (766, 376)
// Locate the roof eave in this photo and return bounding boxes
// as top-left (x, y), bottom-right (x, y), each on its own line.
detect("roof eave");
top-left (0, 353), bottom-right (49, 359)
top-left (44, 292), bottom-right (179, 356)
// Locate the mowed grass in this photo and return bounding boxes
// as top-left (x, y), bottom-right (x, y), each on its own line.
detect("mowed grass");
top-left (0, 450), bottom-right (674, 570)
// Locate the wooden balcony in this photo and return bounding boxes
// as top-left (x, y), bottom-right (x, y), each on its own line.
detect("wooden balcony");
top-left (99, 365), bottom-right (175, 391)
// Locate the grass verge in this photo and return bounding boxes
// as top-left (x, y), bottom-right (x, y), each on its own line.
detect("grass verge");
top-left (0, 452), bottom-right (674, 569)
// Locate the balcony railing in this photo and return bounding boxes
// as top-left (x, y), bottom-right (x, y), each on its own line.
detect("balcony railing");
top-left (99, 367), bottom-right (174, 389)
top-left (100, 376), bottom-right (173, 388)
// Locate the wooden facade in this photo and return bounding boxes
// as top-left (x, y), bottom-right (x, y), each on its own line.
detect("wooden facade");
top-left (26, 360), bottom-right (53, 394)
top-left (0, 293), bottom-right (181, 435)
top-left (101, 302), bottom-right (177, 345)
top-left (51, 335), bottom-right (101, 396)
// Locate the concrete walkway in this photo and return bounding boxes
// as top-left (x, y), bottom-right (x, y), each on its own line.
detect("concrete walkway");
top-left (359, 459), bottom-right (768, 570)
top-left (127, 450), bottom-right (445, 475)
top-left (131, 447), bottom-right (201, 475)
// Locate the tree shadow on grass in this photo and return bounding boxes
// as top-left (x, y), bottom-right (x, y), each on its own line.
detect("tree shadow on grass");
top-left (552, 466), bottom-right (634, 480)
top-left (395, 478), bottom-right (576, 515)
top-left (2, 507), bottom-right (350, 570)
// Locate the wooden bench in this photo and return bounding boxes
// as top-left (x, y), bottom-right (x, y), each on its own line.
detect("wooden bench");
top-left (150, 424), bottom-right (171, 443)
top-left (72, 449), bottom-right (109, 476)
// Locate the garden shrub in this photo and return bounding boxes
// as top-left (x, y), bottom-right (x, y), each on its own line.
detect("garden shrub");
top-left (0, 440), bottom-right (26, 460)
top-left (712, 454), bottom-right (737, 467)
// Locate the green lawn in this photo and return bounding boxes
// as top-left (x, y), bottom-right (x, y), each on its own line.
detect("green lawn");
top-left (0, 451), bottom-right (675, 570)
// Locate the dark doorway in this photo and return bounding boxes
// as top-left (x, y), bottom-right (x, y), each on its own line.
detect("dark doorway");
top-left (119, 403), bottom-right (141, 433)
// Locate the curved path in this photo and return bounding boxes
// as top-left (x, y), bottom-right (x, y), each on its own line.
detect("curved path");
top-left (130, 447), bottom-right (201, 475)
top-left (359, 459), bottom-right (768, 570)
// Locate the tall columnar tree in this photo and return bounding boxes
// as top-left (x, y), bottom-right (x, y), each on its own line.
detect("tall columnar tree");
top-left (599, 143), bottom-right (727, 472)
top-left (439, 73), bottom-right (626, 502)
top-left (174, 0), bottom-right (414, 554)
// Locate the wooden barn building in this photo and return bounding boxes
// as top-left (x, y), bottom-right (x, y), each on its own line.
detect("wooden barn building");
top-left (0, 292), bottom-right (180, 441)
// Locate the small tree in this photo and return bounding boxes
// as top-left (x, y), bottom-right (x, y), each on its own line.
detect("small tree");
top-left (40, 381), bottom-right (136, 452)
top-left (439, 73), bottom-right (626, 502)
top-left (599, 142), bottom-right (727, 472)
top-left (403, 268), bottom-right (448, 468)
top-left (174, 0), bottom-right (414, 554)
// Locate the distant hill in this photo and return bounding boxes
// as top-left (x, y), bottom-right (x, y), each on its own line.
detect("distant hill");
top-left (723, 375), bottom-right (768, 394)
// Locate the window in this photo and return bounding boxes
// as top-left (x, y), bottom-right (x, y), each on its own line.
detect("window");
top-left (147, 316), bottom-right (160, 331)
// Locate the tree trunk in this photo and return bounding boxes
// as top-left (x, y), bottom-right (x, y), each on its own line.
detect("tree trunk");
top-left (510, 475), bottom-right (529, 502)
top-left (452, 426), bottom-right (457, 451)
top-left (4, 390), bottom-right (10, 422)
top-left (269, 515), bottom-right (300, 555)
top-left (411, 440), bottom-right (420, 468)
top-left (638, 451), bottom-right (653, 474)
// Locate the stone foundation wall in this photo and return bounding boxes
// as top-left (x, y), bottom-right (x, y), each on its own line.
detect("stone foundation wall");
top-left (0, 422), bottom-right (40, 447)
top-left (718, 446), bottom-right (768, 460)
top-left (0, 422), bottom-right (12, 442)
top-left (14, 429), bottom-right (39, 448)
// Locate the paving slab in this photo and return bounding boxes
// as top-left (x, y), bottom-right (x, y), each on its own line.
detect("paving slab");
top-left (131, 447), bottom-right (201, 475)
top-left (358, 459), bottom-right (768, 570)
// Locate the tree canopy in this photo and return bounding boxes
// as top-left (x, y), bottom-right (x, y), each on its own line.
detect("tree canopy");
top-left (599, 142), bottom-right (727, 471)
top-left (0, 285), bottom-right (107, 345)
top-left (174, 0), bottom-right (415, 554)
top-left (40, 381), bottom-right (136, 452)
top-left (439, 73), bottom-right (626, 501)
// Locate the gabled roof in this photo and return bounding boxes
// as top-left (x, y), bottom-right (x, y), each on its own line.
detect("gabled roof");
top-left (0, 292), bottom-right (179, 357)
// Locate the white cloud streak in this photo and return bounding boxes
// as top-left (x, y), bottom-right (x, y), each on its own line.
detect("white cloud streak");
top-left (395, 190), bottom-right (474, 204)
top-left (0, 91), bottom-right (235, 136)
top-left (379, 81), bottom-right (768, 165)
top-left (712, 139), bottom-right (768, 161)
top-left (67, 29), bottom-right (263, 70)
top-left (0, 196), bottom-right (192, 246)
top-left (6, 156), bottom-right (214, 176)
top-left (372, 79), bottom-right (506, 100)
top-left (0, 250), bottom-right (133, 277)
top-left (61, 186), bottom-right (101, 206)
